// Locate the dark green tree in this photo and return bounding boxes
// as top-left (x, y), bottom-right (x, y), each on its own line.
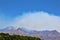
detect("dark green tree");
top-left (0, 33), bottom-right (41, 40)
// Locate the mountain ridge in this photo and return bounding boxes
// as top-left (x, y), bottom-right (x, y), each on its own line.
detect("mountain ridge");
top-left (0, 26), bottom-right (60, 40)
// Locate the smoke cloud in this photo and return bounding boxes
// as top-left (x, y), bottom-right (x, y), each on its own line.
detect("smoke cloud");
top-left (11, 11), bottom-right (60, 32)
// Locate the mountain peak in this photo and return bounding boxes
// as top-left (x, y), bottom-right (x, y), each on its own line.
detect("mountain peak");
top-left (17, 27), bottom-right (32, 33)
top-left (17, 28), bottom-right (22, 30)
top-left (51, 30), bottom-right (58, 32)
top-left (0, 26), bottom-right (16, 32)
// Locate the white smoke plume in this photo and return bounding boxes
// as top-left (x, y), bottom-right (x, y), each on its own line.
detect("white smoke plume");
top-left (11, 11), bottom-right (60, 32)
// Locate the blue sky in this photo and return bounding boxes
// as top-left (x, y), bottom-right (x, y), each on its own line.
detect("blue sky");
top-left (0, 0), bottom-right (60, 18)
top-left (0, 0), bottom-right (60, 32)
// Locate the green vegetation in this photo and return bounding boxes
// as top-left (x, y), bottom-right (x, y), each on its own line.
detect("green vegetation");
top-left (0, 33), bottom-right (41, 40)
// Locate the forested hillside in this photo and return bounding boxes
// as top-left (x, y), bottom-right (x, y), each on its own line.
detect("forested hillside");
top-left (0, 33), bottom-right (41, 40)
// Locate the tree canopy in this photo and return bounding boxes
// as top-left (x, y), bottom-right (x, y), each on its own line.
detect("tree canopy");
top-left (0, 33), bottom-right (41, 40)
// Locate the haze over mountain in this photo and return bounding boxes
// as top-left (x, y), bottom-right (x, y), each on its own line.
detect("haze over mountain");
top-left (0, 26), bottom-right (60, 40)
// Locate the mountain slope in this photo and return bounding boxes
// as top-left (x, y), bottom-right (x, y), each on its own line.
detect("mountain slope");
top-left (0, 27), bottom-right (60, 40)
top-left (0, 26), bottom-right (16, 32)
top-left (31, 30), bottom-right (60, 40)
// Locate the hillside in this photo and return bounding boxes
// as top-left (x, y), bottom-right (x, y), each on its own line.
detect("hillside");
top-left (0, 27), bottom-right (60, 40)
top-left (0, 33), bottom-right (41, 40)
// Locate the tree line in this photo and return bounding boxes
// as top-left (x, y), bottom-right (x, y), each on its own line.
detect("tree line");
top-left (0, 33), bottom-right (41, 40)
